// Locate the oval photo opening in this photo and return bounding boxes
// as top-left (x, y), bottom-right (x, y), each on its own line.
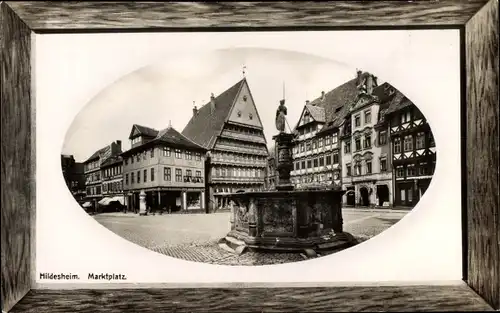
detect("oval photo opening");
top-left (61, 50), bottom-right (436, 266)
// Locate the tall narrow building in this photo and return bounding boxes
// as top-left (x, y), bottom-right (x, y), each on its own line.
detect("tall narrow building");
top-left (182, 78), bottom-right (269, 211)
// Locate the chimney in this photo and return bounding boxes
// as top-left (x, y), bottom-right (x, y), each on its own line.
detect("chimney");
top-left (210, 93), bottom-right (215, 112)
top-left (305, 100), bottom-right (310, 105)
top-left (111, 140), bottom-right (122, 156)
top-left (321, 91), bottom-right (326, 101)
top-left (193, 105), bottom-right (198, 116)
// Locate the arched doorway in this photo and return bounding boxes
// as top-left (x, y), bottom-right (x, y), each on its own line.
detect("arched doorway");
top-left (359, 187), bottom-right (370, 206)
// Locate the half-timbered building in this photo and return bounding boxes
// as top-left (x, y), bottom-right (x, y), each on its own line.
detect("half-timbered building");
top-left (182, 78), bottom-right (269, 211)
top-left (385, 98), bottom-right (436, 207)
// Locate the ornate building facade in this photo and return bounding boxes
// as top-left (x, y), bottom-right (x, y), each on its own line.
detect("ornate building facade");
top-left (385, 99), bottom-right (436, 207)
top-left (121, 125), bottom-right (207, 213)
top-left (182, 78), bottom-right (269, 211)
top-left (340, 73), bottom-right (395, 208)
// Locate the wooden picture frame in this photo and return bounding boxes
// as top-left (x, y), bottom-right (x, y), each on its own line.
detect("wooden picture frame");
top-left (1, 1), bottom-right (498, 312)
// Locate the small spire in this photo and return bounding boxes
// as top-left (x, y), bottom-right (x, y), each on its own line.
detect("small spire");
top-left (169, 120), bottom-right (172, 127)
top-left (242, 65), bottom-right (247, 78)
top-left (282, 81), bottom-right (285, 100)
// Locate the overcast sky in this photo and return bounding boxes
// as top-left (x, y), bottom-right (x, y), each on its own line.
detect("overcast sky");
top-left (58, 30), bottom-right (456, 162)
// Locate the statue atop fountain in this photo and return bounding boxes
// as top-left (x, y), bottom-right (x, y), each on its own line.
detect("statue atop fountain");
top-left (272, 99), bottom-right (295, 191)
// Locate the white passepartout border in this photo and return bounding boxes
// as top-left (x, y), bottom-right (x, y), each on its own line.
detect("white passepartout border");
top-left (35, 30), bottom-right (461, 287)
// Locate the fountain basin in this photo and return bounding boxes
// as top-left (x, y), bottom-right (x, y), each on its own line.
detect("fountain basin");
top-left (222, 189), bottom-right (357, 255)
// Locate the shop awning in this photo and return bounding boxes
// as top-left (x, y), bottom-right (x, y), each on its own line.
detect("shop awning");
top-left (98, 197), bottom-right (113, 205)
top-left (110, 196), bottom-right (125, 205)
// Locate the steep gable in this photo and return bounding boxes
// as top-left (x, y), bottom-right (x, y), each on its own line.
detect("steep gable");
top-left (129, 124), bottom-right (159, 139)
top-left (182, 79), bottom-right (245, 149)
top-left (227, 80), bottom-right (263, 129)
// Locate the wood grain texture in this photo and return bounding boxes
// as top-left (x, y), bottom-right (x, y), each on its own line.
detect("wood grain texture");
top-left (466, 0), bottom-right (500, 310)
top-left (0, 2), bottom-right (33, 313)
top-left (6, 1), bottom-right (489, 31)
top-left (9, 285), bottom-right (495, 312)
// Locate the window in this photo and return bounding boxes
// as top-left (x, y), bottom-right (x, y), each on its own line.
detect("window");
top-left (137, 171), bottom-right (141, 183)
top-left (131, 156), bottom-right (134, 164)
top-left (400, 189), bottom-right (406, 201)
top-left (380, 158), bottom-right (387, 172)
top-left (163, 147), bottom-right (171, 157)
top-left (407, 165), bottom-right (416, 177)
top-left (307, 160), bottom-right (312, 168)
top-left (355, 115), bottom-right (361, 127)
top-left (408, 188), bottom-right (413, 202)
top-left (185, 151), bottom-right (192, 160)
top-left (151, 149), bottom-right (154, 158)
top-left (125, 158), bottom-right (128, 166)
top-left (175, 169), bottom-right (182, 182)
top-left (332, 133), bottom-right (338, 144)
top-left (366, 161), bottom-right (372, 174)
top-left (249, 113), bottom-right (253, 120)
top-left (400, 111), bottom-right (411, 123)
top-left (301, 161), bottom-right (306, 169)
top-left (318, 138), bottom-right (323, 148)
top-left (416, 132), bottom-right (425, 149)
top-left (300, 143), bottom-right (305, 152)
top-left (136, 154), bottom-right (140, 162)
top-left (163, 167), bottom-right (171, 181)
top-left (326, 155), bottom-right (332, 165)
top-left (354, 162), bottom-right (362, 176)
top-left (313, 158), bottom-right (318, 168)
top-left (396, 166), bottom-right (404, 177)
top-left (355, 138), bottom-right (362, 151)
top-left (345, 141), bottom-right (351, 153)
top-left (319, 157), bottom-right (324, 167)
top-left (143, 152), bottom-right (147, 160)
top-left (404, 135), bottom-right (413, 151)
top-left (295, 162), bottom-right (300, 170)
top-left (346, 164), bottom-right (352, 176)
top-left (175, 149), bottom-right (182, 159)
top-left (312, 139), bottom-right (317, 149)
top-left (306, 141), bottom-right (312, 151)
top-left (394, 137), bottom-right (402, 153)
top-left (131, 172), bottom-right (135, 184)
top-left (364, 110), bottom-right (371, 124)
top-left (195, 152), bottom-right (201, 161)
top-left (364, 135), bottom-right (372, 149)
top-left (144, 169), bottom-right (147, 182)
top-left (419, 163), bottom-right (428, 176)
top-left (333, 152), bottom-right (339, 164)
top-left (379, 131), bottom-right (387, 145)
top-left (125, 174), bottom-right (129, 185)
top-left (151, 168), bottom-right (155, 181)
top-left (196, 170), bottom-right (202, 177)
top-left (325, 136), bottom-right (331, 145)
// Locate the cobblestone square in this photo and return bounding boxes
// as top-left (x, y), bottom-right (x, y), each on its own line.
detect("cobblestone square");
top-left (94, 209), bottom-right (408, 265)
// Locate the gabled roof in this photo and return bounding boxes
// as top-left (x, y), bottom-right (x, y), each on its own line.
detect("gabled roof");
top-left (155, 126), bottom-right (206, 150)
top-left (122, 125), bottom-right (206, 157)
top-left (182, 78), bottom-right (246, 149)
top-left (305, 104), bottom-right (326, 122)
top-left (84, 145), bottom-right (110, 163)
top-left (129, 124), bottom-right (159, 139)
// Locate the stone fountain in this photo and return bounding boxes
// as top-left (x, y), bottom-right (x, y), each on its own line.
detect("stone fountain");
top-left (220, 99), bottom-right (356, 258)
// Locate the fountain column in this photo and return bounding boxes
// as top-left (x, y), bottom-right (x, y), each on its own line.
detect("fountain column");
top-left (272, 132), bottom-right (295, 191)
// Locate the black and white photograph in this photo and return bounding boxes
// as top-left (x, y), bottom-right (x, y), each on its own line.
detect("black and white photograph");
top-left (3, 1), bottom-right (499, 312)
top-left (57, 30), bottom-right (439, 267)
